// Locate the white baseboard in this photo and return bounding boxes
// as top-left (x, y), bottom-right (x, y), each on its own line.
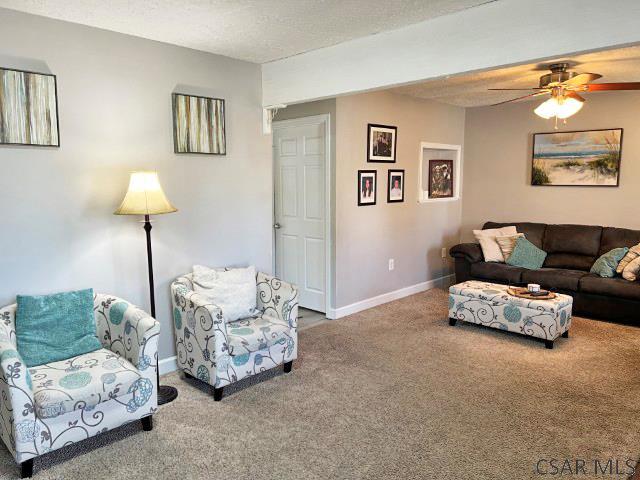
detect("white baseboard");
top-left (326, 274), bottom-right (454, 320)
top-left (159, 355), bottom-right (178, 376)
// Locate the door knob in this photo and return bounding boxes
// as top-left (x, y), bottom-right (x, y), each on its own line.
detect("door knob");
top-left (274, 223), bottom-right (281, 229)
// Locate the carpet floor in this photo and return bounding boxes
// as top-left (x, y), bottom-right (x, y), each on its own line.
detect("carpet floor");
top-left (1, 288), bottom-right (639, 479)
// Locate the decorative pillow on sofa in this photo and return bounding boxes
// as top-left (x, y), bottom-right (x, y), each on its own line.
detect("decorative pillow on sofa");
top-left (192, 265), bottom-right (258, 322)
top-left (473, 226), bottom-right (517, 262)
top-left (590, 247), bottom-right (629, 278)
top-left (617, 243), bottom-right (640, 274)
top-left (622, 256), bottom-right (640, 281)
top-left (495, 233), bottom-right (525, 261)
top-left (506, 237), bottom-right (547, 270)
top-left (15, 288), bottom-right (102, 368)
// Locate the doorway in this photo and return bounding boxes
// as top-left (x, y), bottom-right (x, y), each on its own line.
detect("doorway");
top-left (272, 114), bottom-right (331, 313)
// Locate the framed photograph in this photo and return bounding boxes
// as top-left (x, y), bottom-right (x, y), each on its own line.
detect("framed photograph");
top-left (531, 128), bottom-right (623, 186)
top-left (172, 93), bottom-right (226, 154)
top-left (387, 169), bottom-right (404, 203)
top-left (428, 159), bottom-right (454, 199)
top-left (358, 170), bottom-right (377, 206)
top-left (367, 123), bottom-right (396, 163)
top-left (0, 67), bottom-right (59, 147)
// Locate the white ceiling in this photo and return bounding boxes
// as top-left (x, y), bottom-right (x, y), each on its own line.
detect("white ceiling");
top-left (391, 45), bottom-right (640, 107)
top-left (0, 0), bottom-right (494, 64)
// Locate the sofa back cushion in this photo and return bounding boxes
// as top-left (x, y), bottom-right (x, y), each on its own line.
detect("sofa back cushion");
top-left (599, 227), bottom-right (640, 256)
top-left (483, 222), bottom-right (547, 249)
top-left (542, 224), bottom-right (603, 256)
top-left (541, 224), bottom-right (602, 271)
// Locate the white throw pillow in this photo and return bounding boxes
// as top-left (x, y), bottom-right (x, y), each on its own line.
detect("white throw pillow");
top-left (192, 265), bottom-right (258, 322)
top-left (473, 226), bottom-right (517, 262)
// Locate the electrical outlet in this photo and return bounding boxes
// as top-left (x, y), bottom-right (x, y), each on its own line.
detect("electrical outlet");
top-left (388, 258), bottom-right (395, 271)
top-left (441, 247), bottom-right (447, 259)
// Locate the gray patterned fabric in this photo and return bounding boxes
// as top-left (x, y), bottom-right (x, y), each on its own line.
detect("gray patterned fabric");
top-left (449, 281), bottom-right (572, 341)
top-left (171, 272), bottom-right (298, 388)
top-left (0, 294), bottom-right (159, 465)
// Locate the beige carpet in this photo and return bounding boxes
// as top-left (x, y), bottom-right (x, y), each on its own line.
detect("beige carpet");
top-left (1, 288), bottom-right (639, 479)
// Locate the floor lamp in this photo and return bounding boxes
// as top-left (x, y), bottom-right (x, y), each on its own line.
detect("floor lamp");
top-left (114, 171), bottom-right (179, 405)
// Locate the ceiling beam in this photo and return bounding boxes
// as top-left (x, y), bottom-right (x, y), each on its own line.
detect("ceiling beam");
top-left (262, 0), bottom-right (640, 107)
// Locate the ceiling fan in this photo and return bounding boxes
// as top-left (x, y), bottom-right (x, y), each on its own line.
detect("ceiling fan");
top-left (489, 62), bottom-right (640, 126)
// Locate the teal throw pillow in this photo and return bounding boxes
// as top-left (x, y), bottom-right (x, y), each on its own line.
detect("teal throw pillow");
top-left (506, 237), bottom-right (547, 270)
top-left (16, 288), bottom-right (102, 367)
top-left (590, 247), bottom-right (629, 278)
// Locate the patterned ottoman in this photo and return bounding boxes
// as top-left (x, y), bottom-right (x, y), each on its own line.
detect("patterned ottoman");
top-left (448, 280), bottom-right (573, 349)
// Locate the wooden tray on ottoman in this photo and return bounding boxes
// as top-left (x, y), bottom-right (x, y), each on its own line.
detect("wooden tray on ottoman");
top-left (507, 287), bottom-right (556, 301)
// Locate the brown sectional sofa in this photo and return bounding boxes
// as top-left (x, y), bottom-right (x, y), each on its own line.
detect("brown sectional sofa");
top-left (450, 222), bottom-right (640, 323)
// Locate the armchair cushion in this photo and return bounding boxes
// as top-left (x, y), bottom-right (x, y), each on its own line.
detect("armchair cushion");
top-left (16, 288), bottom-right (101, 367)
top-left (227, 313), bottom-right (293, 356)
top-left (30, 348), bottom-right (146, 419)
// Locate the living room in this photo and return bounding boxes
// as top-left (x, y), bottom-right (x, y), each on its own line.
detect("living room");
top-left (0, 1), bottom-right (639, 479)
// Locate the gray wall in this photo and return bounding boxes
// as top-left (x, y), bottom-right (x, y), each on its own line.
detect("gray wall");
top-left (273, 100), bottom-right (337, 310)
top-left (335, 91), bottom-right (465, 308)
top-left (0, 9), bottom-right (271, 361)
top-left (462, 91), bottom-right (640, 240)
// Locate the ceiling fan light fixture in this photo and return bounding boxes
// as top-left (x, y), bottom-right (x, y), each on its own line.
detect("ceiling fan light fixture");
top-left (555, 96), bottom-right (584, 119)
top-left (534, 95), bottom-right (584, 120)
top-left (534, 98), bottom-right (558, 119)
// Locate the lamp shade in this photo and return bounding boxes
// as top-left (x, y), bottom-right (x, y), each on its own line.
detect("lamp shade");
top-left (114, 171), bottom-right (177, 215)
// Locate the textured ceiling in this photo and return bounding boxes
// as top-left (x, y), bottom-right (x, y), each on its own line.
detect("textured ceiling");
top-left (391, 45), bottom-right (640, 107)
top-left (0, 0), bottom-right (493, 63)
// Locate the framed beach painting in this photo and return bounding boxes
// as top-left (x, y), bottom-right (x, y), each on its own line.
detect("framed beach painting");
top-left (531, 129), bottom-right (623, 187)
top-left (172, 93), bottom-right (226, 154)
top-left (0, 67), bottom-right (59, 147)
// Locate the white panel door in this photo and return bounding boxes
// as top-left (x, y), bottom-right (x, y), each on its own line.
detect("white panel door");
top-left (274, 120), bottom-right (326, 312)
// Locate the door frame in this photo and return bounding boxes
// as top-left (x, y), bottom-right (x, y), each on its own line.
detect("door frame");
top-left (272, 113), bottom-right (332, 314)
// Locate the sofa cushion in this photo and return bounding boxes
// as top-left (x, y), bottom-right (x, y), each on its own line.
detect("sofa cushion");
top-left (521, 269), bottom-right (589, 292)
top-left (470, 262), bottom-right (526, 284)
top-left (543, 224), bottom-right (602, 257)
top-left (227, 313), bottom-right (291, 356)
top-left (543, 253), bottom-right (595, 271)
top-left (590, 247), bottom-right (629, 278)
top-left (30, 348), bottom-right (142, 419)
top-left (16, 288), bottom-right (102, 368)
top-left (483, 222), bottom-right (547, 249)
top-left (506, 237), bottom-right (547, 269)
top-left (579, 275), bottom-right (640, 301)
top-left (599, 227), bottom-right (640, 256)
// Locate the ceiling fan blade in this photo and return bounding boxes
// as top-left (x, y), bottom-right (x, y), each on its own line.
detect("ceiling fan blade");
top-left (490, 91), bottom-right (547, 106)
top-left (488, 88), bottom-right (545, 91)
top-left (566, 91), bottom-right (586, 102)
top-left (584, 82), bottom-right (640, 91)
top-left (563, 73), bottom-right (602, 86)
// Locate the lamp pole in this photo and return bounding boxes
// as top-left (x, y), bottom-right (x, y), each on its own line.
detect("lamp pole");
top-left (143, 214), bottom-right (179, 406)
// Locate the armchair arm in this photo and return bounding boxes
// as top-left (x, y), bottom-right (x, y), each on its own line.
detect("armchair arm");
top-left (171, 281), bottom-right (228, 374)
top-left (94, 295), bottom-right (160, 370)
top-left (0, 334), bottom-right (37, 461)
top-left (256, 273), bottom-right (299, 328)
top-left (449, 243), bottom-right (484, 263)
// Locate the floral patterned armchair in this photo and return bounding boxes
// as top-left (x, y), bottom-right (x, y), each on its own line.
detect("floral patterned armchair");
top-left (171, 271), bottom-right (298, 400)
top-left (0, 294), bottom-right (159, 478)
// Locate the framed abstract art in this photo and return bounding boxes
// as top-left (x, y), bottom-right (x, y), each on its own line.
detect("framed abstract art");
top-left (0, 67), bottom-right (59, 147)
top-left (172, 93), bottom-right (226, 155)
